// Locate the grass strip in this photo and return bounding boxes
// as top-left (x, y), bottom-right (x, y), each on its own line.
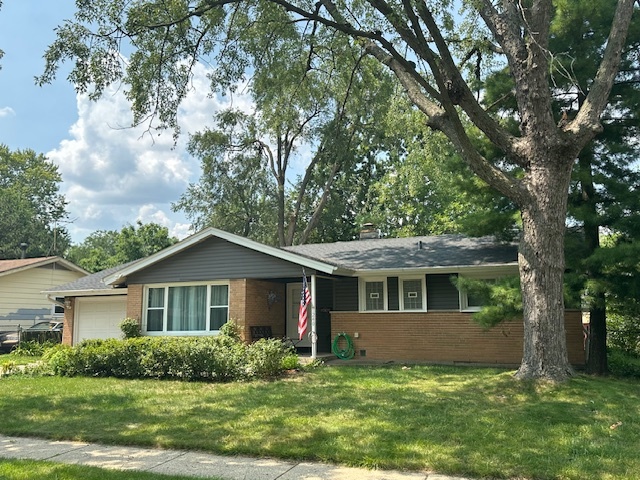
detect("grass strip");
top-left (0, 459), bottom-right (219, 480)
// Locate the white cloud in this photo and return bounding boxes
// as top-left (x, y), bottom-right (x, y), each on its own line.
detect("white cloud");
top-left (0, 106), bottom-right (15, 118)
top-left (47, 63), bottom-right (254, 244)
top-left (136, 204), bottom-right (192, 240)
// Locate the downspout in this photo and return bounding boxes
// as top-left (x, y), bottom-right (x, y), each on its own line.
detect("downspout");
top-left (47, 295), bottom-right (65, 310)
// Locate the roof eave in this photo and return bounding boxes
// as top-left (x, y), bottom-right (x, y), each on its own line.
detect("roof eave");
top-left (42, 287), bottom-right (129, 297)
top-left (353, 263), bottom-right (519, 276)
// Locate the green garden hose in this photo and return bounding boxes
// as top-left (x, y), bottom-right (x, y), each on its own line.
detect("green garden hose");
top-left (332, 332), bottom-right (355, 360)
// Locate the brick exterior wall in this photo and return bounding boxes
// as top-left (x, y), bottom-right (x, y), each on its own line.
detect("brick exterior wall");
top-left (126, 284), bottom-right (143, 322)
top-left (229, 279), bottom-right (247, 329)
top-left (62, 297), bottom-right (74, 346)
top-left (230, 279), bottom-right (286, 342)
top-left (331, 310), bottom-right (585, 366)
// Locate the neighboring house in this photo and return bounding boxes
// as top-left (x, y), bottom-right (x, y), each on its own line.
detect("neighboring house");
top-left (0, 257), bottom-right (88, 330)
top-left (45, 228), bottom-right (585, 366)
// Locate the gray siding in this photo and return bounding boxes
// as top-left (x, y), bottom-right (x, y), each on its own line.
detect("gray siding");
top-left (333, 277), bottom-right (358, 311)
top-left (315, 277), bottom-right (333, 351)
top-left (427, 273), bottom-right (460, 310)
top-left (387, 277), bottom-right (399, 311)
top-left (128, 237), bottom-right (312, 284)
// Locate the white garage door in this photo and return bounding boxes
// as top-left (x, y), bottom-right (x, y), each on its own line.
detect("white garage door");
top-left (75, 296), bottom-right (127, 344)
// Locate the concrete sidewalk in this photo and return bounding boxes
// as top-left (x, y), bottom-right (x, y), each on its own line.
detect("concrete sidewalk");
top-left (0, 434), bottom-right (472, 480)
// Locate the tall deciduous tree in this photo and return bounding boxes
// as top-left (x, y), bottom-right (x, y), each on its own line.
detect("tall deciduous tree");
top-left (39, 0), bottom-right (637, 380)
top-left (174, 111), bottom-right (279, 245)
top-left (472, 0), bottom-right (640, 375)
top-left (0, 145), bottom-right (70, 259)
top-left (175, 32), bottom-right (396, 246)
top-left (67, 221), bottom-right (177, 272)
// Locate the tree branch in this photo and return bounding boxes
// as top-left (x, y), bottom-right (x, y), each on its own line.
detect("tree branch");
top-left (567, 0), bottom-right (637, 144)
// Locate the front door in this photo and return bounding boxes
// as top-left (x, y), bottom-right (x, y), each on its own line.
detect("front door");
top-left (286, 283), bottom-right (311, 348)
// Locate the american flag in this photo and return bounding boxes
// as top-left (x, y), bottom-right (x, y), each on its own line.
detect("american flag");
top-left (298, 273), bottom-right (311, 340)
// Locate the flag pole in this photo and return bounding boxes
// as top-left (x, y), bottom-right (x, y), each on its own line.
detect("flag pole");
top-left (311, 273), bottom-right (317, 360)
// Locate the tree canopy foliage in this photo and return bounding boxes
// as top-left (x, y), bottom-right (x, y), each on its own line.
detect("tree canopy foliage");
top-left (361, 97), bottom-right (519, 240)
top-left (172, 21), bottom-right (398, 246)
top-left (0, 145), bottom-right (70, 259)
top-left (39, 0), bottom-right (638, 380)
top-left (66, 221), bottom-right (177, 273)
top-left (556, 0), bottom-right (640, 373)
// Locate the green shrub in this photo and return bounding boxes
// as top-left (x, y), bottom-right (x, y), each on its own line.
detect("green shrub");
top-left (119, 318), bottom-right (142, 339)
top-left (11, 340), bottom-right (58, 357)
top-left (608, 347), bottom-right (640, 378)
top-left (44, 333), bottom-right (292, 382)
top-left (246, 339), bottom-right (293, 377)
top-left (281, 353), bottom-right (301, 370)
top-left (42, 345), bottom-right (72, 376)
top-left (607, 313), bottom-right (640, 355)
top-left (219, 320), bottom-right (243, 341)
top-left (44, 344), bottom-right (74, 376)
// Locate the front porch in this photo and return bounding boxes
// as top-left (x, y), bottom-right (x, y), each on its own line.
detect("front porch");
top-left (229, 277), bottom-right (335, 355)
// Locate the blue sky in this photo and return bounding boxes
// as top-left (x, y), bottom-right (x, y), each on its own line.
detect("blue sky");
top-left (0, 1), bottom-right (77, 154)
top-left (0, 1), bottom-right (254, 244)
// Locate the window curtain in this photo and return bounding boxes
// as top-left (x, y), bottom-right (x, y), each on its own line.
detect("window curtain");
top-left (168, 286), bottom-right (206, 331)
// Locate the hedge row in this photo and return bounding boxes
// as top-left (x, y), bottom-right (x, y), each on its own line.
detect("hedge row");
top-left (45, 333), bottom-right (298, 381)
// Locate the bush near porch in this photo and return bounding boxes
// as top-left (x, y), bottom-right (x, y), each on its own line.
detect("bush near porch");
top-left (45, 326), bottom-right (298, 381)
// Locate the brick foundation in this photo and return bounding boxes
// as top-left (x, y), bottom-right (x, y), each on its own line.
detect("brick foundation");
top-left (331, 310), bottom-right (585, 366)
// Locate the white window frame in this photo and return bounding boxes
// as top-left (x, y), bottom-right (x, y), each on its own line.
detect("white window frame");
top-left (143, 281), bottom-right (229, 335)
top-left (459, 275), bottom-right (498, 312)
top-left (359, 277), bottom-right (388, 312)
top-left (51, 296), bottom-right (65, 317)
top-left (399, 276), bottom-right (427, 311)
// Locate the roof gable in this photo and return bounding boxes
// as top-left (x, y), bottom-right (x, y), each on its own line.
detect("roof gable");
top-left (0, 257), bottom-right (88, 278)
top-left (103, 227), bottom-right (348, 285)
top-left (127, 236), bottom-right (326, 283)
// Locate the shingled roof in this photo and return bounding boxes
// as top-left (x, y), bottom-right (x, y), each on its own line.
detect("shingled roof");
top-left (283, 234), bottom-right (518, 271)
top-left (44, 261), bottom-right (138, 294)
top-left (45, 231), bottom-right (518, 295)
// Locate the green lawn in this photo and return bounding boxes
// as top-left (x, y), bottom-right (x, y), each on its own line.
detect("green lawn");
top-left (0, 365), bottom-right (639, 479)
top-left (0, 354), bottom-right (42, 366)
top-left (0, 459), bottom-right (219, 480)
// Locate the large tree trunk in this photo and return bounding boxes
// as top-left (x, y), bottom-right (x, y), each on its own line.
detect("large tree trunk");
top-left (515, 153), bottom-right (575, 381)
top-left (587, 304), bottom-right (608, 374)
